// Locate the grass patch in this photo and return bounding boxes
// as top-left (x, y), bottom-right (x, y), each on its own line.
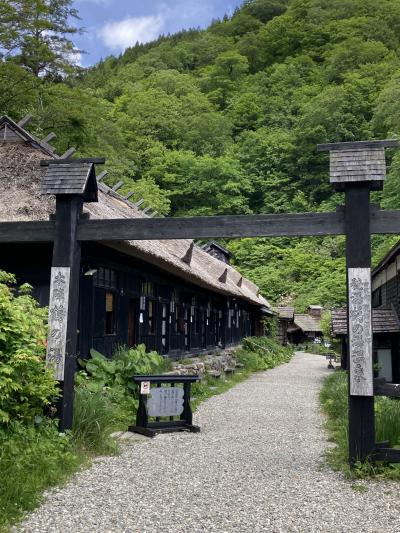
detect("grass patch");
top-left (0, 421), bottom-right (82, 532)
top-left (72, 388), bottom-right (120, 455)
top-left (320, 370), bottom-right (400, 479)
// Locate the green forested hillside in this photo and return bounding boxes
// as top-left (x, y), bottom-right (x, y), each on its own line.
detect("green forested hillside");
top-left (2, 0), bottom-right (400, 309)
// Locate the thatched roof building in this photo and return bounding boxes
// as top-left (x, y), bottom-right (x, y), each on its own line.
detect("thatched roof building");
top-left (0, 115), bottom-right (270, 311)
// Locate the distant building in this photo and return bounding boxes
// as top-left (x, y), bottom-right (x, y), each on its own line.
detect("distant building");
top-left (287, 306), bottom-right (323, 344)
top-left (273, 307), bottom-right (294, 345)
top-left (334, 240), bottom-right (400, 382)
top-left (331, 308), bottom-right (400, 379)
top-left (331, 239), bottom-right (400, 381)
top-left (274, 305), bottom-right (323, 345)
top-left (202, 241), bottom-right (233, 264)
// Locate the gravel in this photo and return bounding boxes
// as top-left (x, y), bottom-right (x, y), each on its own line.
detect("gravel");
top-left (17, 352), bottom-right (400, 533)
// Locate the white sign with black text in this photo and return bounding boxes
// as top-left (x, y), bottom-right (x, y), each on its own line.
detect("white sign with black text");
top-left (348, 267), bottom-right (373, 396)
top-left (46, 267), bottom-right (71, 381)
top-left (140, 381), bottom-right (151, 395)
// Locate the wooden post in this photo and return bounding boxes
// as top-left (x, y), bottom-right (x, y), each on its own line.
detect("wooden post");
top-left (345, 184), bottom-right (375, 464)
top-left (42, 158), bottom-right (101, 431)
top-left (48, 196), bottom-right (83, 431)
top-left (317, 139), bottom-right (398, 466)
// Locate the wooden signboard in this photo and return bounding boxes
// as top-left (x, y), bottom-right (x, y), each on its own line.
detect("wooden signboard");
top-left (46, 267), bottom-right (70, 380)
top-left (129, 375), bottom-right (200, 437)
top-left (348, 267), bottom-right (373, 396)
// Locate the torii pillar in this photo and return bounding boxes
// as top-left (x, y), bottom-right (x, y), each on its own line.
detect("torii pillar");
top-left (41, 158), bottom-right (103, 431)
top-left (318, 140), bottom-right (398, 465)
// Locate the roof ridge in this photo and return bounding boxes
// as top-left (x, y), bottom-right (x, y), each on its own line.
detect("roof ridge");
top-left (0, 115), bottom-right (59, 158)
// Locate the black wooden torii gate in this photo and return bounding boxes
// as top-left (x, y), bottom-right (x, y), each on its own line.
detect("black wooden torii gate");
top-left (2, 138), bottom-right (400, 466)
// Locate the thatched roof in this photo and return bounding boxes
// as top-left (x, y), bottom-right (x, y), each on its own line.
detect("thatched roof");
top-left (272, 306), bottom-right (294, 320)
top-left (0, 116), bottom-right (270, 309)
top-left (290, 314), bottom-right (322, 333)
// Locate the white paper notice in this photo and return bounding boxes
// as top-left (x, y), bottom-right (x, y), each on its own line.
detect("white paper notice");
top-left (140, 381), bottom-right (151, 395)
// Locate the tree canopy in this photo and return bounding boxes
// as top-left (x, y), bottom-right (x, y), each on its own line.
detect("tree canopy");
top-left (0, 0), bottom-right (81, 76)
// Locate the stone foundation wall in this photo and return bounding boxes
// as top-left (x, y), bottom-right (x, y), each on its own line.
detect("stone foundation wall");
top-left (165, 347), bottom-right (242, 378)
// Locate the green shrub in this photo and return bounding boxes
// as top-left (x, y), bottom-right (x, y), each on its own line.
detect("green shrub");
top-left (0, 272), bottom-right (56, 425)
top-left (299, 342), bottom-right (338, 356)
top-left (76, 345), bottom-right (170, 430)
top-left (236, 336), bottom-right (293, 371)
top-left (77, 345), bottom-right (167, 391)
top-left (0, 420), bottom-right (80, 531)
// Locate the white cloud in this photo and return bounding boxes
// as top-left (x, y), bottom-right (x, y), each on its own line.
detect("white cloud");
top-left (69, 49), bottom-right (83, 66)
top-left (99, 15), bottom-right (165, 51)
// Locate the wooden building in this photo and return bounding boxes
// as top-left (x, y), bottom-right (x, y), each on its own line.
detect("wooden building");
top-left (331, 308), bottom-right (400, 381)
top-left (286, 306), bottom-right (323, 344)
top-left (331, 240), bottom-right (400, 380)
top-left (201, 241), bottom-right (233, 264)
top-left (273, 306), bottom-right (294, 345)
top-left (0, 115), bottom-right (271, 360)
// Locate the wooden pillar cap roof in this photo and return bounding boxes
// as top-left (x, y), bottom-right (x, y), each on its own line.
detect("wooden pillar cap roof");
top-left (317, 139), bottom-right (398, 191)
top-left (316, 139), bottom-right (398, 152)
top-left (41, 158), bottom-right (104, 202)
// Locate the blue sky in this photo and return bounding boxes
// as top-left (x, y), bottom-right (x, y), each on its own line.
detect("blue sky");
top-left (73, 0), bottom-right (243, 67)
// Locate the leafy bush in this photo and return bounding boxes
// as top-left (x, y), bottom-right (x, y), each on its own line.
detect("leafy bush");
top-left (77, 345), bottom-right (167, 392)
top-left (75, 345), bottom-right (170, 433)
top-left (298, 342), bottom-right (338, 357)
top-left (236, 336), bottom-right (293, 371)
top-left (0, 272), bottom-right (57, 425)
top-left (0, 420), bottom-right (80, 531)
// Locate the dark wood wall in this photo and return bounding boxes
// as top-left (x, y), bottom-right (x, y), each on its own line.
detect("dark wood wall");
top-left (0, 242), bottom-right (260, 360)
top-left (371, 273), bottom-right (400, 382)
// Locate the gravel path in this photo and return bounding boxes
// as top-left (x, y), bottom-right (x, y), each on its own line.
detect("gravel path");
top-left (18, 352), bottom-right (400, 533)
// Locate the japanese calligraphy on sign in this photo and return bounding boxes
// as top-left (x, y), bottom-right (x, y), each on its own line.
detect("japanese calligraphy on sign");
top-left (46, 267), bottom-right (70, 381)
top-left (348, 267), bottom-right (373, 396)
top-left (147, 387), bottom-right (184, 417)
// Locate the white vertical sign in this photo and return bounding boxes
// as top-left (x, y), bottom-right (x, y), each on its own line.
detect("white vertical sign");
top-left (348, 267), bottom-right (373, 396)
top-left (46, 267), bottom-right (70, 381)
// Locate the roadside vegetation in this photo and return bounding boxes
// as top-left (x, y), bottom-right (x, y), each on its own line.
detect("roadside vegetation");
top-left (320, 370), bottom-right (400, 479)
